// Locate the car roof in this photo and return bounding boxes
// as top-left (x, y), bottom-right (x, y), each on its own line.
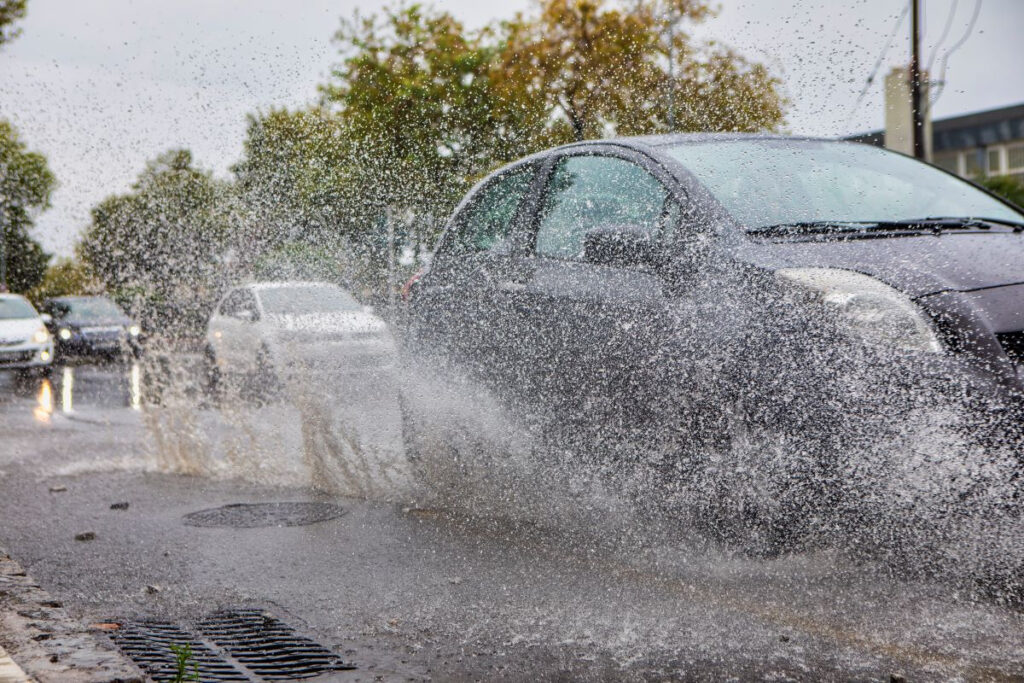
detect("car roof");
top-left (0, 293), bottom-right (29, 301)
top-left (552, 132), bottom-right (841, 154)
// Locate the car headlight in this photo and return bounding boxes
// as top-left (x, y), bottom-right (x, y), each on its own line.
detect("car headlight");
top-left (32, 327), bottom-right (50, 344)
top-left (128, 324), bottom-right (141, 336)
top-left (58, 328), bottom-right (72, 340)
top-left (776, 267), bottom-right (942, 353)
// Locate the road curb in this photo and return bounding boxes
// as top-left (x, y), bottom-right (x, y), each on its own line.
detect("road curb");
top-left (0, 547), bottom-right (143, 683)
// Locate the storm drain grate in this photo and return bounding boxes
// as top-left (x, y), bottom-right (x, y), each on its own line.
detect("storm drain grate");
top-left (183, 502), bottom-right (346, 528)
top-left (110, 610), bottom-right (355, 681)
top-left (111, 620), bottom-right (249, 681)
top-left (197, 609), bottom-right (355, 680)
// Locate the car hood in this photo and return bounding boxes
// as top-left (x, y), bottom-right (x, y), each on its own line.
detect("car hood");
top-left (0, 317), bottom-right (44, 341)
top-left (735, 231), bottom-right (1024, 298)
top-left (267, 311), bottom-right (387, 335)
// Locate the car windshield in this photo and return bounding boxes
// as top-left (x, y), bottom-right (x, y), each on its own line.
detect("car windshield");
top-left (666, 139), bottom-right (1024, 230)
top-left (65, 298), bottom-right (124, 319)
top-left (0, 297), bottom-right (38, 320)
top-left (257, 285), bottom-right (362, 315)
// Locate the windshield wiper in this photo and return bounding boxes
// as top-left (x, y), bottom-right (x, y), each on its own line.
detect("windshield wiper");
top-left (916, 216), bottom-right (1024, 232)
top-left (749, 216), bottom-right (1024, 236)
top-left (746, 221), bottom-right (882, 236)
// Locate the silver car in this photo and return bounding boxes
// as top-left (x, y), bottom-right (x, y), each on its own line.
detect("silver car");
top-left (0, 294), bottom-right (55, 376)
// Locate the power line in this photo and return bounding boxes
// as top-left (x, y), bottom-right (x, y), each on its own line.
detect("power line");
top-left (931, 0), bottom-right (983, 106)
top-left (843, 5), bottom-right (910, 128)
top-left (927, 0), bottom-right (959, 73)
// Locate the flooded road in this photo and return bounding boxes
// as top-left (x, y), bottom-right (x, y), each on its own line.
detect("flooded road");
top-left (0, 359), bottom-right (1023, 680)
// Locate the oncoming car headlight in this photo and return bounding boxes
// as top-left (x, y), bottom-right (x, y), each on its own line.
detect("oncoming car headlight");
top-left (31, 327), bottom-right (50, 344)
top-left (776, 267), bottom-right (942, 354)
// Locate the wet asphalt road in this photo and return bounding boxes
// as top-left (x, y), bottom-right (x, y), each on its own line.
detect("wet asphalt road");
top-left (1, 361), bottom-right (1023, 681)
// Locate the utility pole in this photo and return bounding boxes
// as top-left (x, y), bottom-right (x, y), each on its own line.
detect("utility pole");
top-left (386, 205), bottom-right (396, 319)
top-left (0, 204), bottom-right (7, 293)
top-left (667, 15), bottom-right (675, 133)
top-left (910, 0), bottom-right (925, 159)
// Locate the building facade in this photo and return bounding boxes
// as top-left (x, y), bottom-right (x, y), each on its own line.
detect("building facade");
top-left (850, 100), bottom-right (1024, 184)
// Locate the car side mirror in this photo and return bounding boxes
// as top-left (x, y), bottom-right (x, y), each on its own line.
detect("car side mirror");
top-left (236, 309), bottom-right (256, 323)
top-left (362, 305), bottom-right (375, 315)
top-left (40, 313), bottom-right (52, 324)
top-left (584, 225), bottom-right (661, 268)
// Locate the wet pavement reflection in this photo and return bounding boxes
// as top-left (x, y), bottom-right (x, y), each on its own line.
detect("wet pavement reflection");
top-left (0, 361), bottom-right (143, 423)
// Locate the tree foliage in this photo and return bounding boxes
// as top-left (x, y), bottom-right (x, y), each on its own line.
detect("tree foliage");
top-left (315, 0), bottom-right (786, 256)
top-left (78, 149), bottom-right (232, 338)
top-left (27, 256), bottom-right (103, 304)
top-left (978, 174), bottom-right (1024, 210)
top-left (0, 0), bottom-right (27, 48)
top-left (0, 119), bottom-right (55, 293)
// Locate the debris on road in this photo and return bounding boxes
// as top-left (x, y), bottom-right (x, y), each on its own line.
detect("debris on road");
top-left (0, 547), bottom-right (144, 682)
top-left (47, 485), bottom-right (66, 494)
top-left (109, 502), bottom-right (129, 510)
top-left (73, 532), bottom-right (95, 542)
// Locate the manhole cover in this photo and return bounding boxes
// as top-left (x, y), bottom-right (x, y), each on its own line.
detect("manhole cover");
top-left (183, 502), bottom-right (345, 528)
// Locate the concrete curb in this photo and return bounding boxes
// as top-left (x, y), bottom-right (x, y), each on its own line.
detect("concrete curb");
top-left (0, 548), bottom-right (143, 683)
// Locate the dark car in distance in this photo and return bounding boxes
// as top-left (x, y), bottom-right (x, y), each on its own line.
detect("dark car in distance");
top-left (42, 296), bottom-right (141, 361)
top-left (401, 135), bottom-right (1024, 541)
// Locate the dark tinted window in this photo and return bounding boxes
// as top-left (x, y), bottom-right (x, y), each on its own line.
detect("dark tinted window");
top-left (66, 297), bottom-right (124, 319)
top-left (450, 165), bottom-right (535, 254)
top-left (535, 155), bottom-right (669, 260)
top-left (219, 289), bottom-right (253, 318)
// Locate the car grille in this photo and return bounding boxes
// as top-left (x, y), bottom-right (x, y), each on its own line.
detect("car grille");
top-left (996, 330), bottom-right (1024, 365)
top-left (0, 350), bottom-right (35, 365)
top-left (82, 326), bottom-right (123, 341)
top-left (0, 338), bottom-right (22, 347)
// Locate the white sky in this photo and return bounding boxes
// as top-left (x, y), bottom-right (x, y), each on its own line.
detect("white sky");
top-left (1, 0), bottom-right (1022, 256)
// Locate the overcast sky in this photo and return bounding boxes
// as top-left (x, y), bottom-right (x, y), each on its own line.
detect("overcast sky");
top-left (1, 0), bottom-right (1022, 256)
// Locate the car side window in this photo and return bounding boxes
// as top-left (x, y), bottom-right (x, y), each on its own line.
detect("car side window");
top-left (218, 290), bottom-right (242, 317)
top-left (239, 290), bottom-right (260, 320)
top-left (450, 165), bottom-right (535, 254)
top-left (535, 155), bottom-right (670, 260)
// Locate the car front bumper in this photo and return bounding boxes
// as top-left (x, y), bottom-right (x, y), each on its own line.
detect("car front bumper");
top-left (0, 341), bottom-right (54, 370)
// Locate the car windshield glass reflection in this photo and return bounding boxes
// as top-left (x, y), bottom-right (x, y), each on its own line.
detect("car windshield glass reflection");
top-left (0, 297), bottom-right (37, 319)
top-left (258, 286), bottom-right (361, 315)
top-left (666, 140), bottom-right (1024, 230)
top-left (64, 298), bottom-right (124, 319)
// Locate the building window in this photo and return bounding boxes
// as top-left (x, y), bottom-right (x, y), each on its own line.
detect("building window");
top-left (1007, 144), bottom-right (1024, 173)
top-left (933, 152), bottom-right (959, 174)
top-left (964, 151), bottom-right (983, 177)
top-left (987, 147), bottom-right (1002, 175)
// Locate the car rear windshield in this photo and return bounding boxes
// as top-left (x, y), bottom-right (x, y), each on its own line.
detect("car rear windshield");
top-left (666, 139), bottom-right (1024, 230)
top-left (257, 285), bottom-right (362, 315)
top-left (0, 296), bottom-right (39, 320)
top-left (66, 297), bottom-right (124, 319)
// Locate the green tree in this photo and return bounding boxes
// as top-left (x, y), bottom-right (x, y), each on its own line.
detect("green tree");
top-left (978, 174), bottom-right (1024, 210)
top-left (79, 149), bottom-right (232, 339)
top-left (27, 256), bottom-right (102, 304)
top-left (0, 119), bottom-right (55, 293)
top-left (321, 5), bottom-right (512, 264)
top-left (494, 0), bottom-right (785, 141)
top-left (318, 0), bottom-right (786, 270)
top-left (0, 0), bottom-right (27, 48)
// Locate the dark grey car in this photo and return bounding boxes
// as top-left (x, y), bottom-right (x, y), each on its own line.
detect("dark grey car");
top-left (401, 134), bottom-right (1024, 545)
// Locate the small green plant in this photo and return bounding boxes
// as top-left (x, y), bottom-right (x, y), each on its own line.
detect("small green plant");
top-left (168, 642), bottom-right (199, 682)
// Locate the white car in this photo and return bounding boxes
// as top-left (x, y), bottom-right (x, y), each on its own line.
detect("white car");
top-left (205, 281), bottom-right (395, 387)
top-left (0, 294), bottom-right (54, 375)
